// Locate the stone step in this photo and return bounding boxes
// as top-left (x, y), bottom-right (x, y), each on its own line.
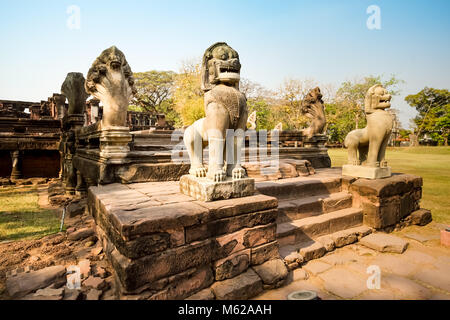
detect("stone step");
top-left (277, 192), bottom-right (353, 223)
top-left (256, 176), bottom-right (342, 200)
top-left (276, 207), bottom-right (363, 247)
top-left (279, 225), bottom-right (372, 269)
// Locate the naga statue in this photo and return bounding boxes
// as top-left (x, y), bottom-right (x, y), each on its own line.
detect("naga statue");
top-left (85, 46), bottom-right (136, 128)
top-left (61, 72), bottom-right (89, 115)
top-left (301, 87), bottom-right (326, 139)
top-left (183, 42), bottom-right (248, 182)
top-left (343, 84), bottom-right (393, 177)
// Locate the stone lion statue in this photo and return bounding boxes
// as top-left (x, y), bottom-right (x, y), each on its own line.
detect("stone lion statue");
top-left (184, 42), bottom-right (248, 182)
top-left (301, 87), bottom-right (326, 139)
top-left (61, 72), bottom-right (88, 115)
top-left (85, 46), bottom-right (136, 127)
top-left (344, 84), bottom-right (393, 167)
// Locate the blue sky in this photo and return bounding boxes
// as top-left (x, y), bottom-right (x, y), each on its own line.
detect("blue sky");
top-left (1, 0), bottom-right (449, 128)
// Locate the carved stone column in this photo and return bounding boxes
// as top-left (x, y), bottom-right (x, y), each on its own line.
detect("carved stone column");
top-left (75, 170), bottom-right (86, 196)
top-left (61, 72), bottom-right (88, 194)
top-left (90, 99), bottom-right (100, 124)
top-left (53, 93), bottom-right (67, 120)
top-left (10, 150), bottom-right (22, 180)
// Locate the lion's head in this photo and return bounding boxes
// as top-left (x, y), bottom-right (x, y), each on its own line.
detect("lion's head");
top-left (364, 84), bottom-right (391, 114)
top-left (201, 42), bottom-right (241, 92)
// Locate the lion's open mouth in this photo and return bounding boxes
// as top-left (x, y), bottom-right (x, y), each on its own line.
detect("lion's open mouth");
top-left (219, 66), bottom-right (239, 74)
top-left (218, 66), bottom-right (240, 83)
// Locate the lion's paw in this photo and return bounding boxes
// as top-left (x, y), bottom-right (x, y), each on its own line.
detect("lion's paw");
top-left (190, 167), bottom-right (206, 178)
top-left (210, 170), bottom-right (226, 182)
top-left (232, 167), bottom-right (246, 180)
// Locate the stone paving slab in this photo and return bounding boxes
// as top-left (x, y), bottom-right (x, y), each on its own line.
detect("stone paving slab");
top-left (381, 274), bottom-right (432, 299)
top-left (404, 233), bottom-right (440, 243)
top-left (360, 233), bottom-right (409, 253)
top-left (254, 227), bottom-right (450, 300)
top-left (303, 260), bottom-right (332, 276)
top-left (318, 267), bottom-right (368, 299)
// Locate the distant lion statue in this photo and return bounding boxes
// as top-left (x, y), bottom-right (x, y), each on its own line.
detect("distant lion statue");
top-left (183, 42), bottom-right (248, 182)
top-left (344, 84), bottom-right (393, 167)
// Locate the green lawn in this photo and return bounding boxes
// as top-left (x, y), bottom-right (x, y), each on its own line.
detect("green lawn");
top-left (328, 146), bottom-right (450, 224)
top-left (0, 186), bottom-right (60, 241)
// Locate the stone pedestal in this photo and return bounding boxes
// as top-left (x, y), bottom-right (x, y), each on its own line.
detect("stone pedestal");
top-left (88, 181), bottom-right (284, 299)
top-left (342, 164), bottom-right (391, 180)
top-left (99, 126), bottom-right (132, 161)
top-left (179, 175), bottom-right (255, 202)
top-left (64, 114), bottom-right (84, 129)
top-left (347, 174), bottom-right (423, 229)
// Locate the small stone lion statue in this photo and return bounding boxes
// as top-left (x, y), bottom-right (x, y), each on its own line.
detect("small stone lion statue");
top-left (247, 111), bottom-right (257, 130)
top-left (301, 87), bottom-right (326, 139)
top-left (85, 46), bottom-right (136, 127)
top-left (184, 42), bottom-right (248, 182)
top-left (344, 84), bottom-right (393, 167)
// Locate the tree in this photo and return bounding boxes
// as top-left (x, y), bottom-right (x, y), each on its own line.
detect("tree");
top-left (173, 60), bottom-right (204, 126)
top-left (131, 70), bottom-right (181, 126)
top-left (132, 70), bottom-right (176, 113)
top-left (405, 87), bottom-right (450, 145)
top-left (274, 78), bottom-right (318, 130)
top-left (240, 78), bottom-right (276, 130)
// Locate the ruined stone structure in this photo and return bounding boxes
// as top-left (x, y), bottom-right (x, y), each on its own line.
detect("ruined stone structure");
top-left (6, 44), bottom-right (427, 301)
top-left (343, 84), bottom-right (394, 179)
top-left (0, 99), bottom-right (63, 179)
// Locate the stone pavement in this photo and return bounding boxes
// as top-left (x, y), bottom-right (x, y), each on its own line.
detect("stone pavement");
top-left (254, 223), bottom-right (450, 300)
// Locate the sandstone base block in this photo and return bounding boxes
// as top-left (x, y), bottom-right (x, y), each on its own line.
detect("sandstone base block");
top-left (342, 164), bottom-right (391, 179)
top-left (88, 180), bottom-right (279, 299)
top-left (211, 269), bottom-right (263, 300)
top-left (179, 175), bottom-right (255, 202)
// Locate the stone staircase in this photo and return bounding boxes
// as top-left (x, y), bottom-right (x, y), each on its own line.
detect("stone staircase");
top-left (255, 168), bottom-right (372, 270)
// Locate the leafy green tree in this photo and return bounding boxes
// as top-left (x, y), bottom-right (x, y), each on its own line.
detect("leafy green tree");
top-left (405, 87), bottom-right (450, 145)
top-left (173, 61), bottom-right (204, 126)
top-left (240, 78), bottom-right (277, 130)
top-left (131, 70), bottom-right (181, 126)
top-left (132, 70), bottom-right (176, 112)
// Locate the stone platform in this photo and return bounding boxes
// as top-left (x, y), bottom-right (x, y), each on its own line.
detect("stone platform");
top-left (179, 175), bottom-right (255, 201)
top-left (342, 164), bottom-right (391, 179)
top-left (88, 181), bottom-right (287, 299)
top-left (87, 168), bottom-right (428, 299)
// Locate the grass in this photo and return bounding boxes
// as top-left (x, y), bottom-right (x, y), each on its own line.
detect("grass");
top-left (328, 146), bottom-right (450, 224)
top-left (0, 186), bottom-right (60, 241)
